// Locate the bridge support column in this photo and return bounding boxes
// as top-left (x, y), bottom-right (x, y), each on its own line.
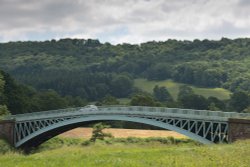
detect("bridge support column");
top-left (0, 120), bottom-right (15, 146)
top-left (228, 118), bottom-right (250, 142)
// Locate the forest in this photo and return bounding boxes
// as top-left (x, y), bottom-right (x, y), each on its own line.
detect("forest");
top-left (0, 38), bottom-right (250, 116)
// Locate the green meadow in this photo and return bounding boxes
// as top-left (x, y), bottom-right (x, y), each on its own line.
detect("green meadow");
top-left (134, 78), bottom-right (231, 100)
top-left (0, 138), bottom-right (249, 167)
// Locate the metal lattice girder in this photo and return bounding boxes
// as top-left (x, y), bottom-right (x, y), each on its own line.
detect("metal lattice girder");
top-left (14, 115), bottom-right (228, 147)
top-left (4, 105), bottom-right (249, 147)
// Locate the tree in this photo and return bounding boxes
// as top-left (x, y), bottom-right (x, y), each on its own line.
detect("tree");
top-left (90, 123), bottom-right (113, 142)
top-left (207, 96), bottom-right (225, 110)
top-left (111, 75), bottom-right (133, 98)
top-left (65, 96), bottom-right (87, 107)
top-left (0, 73), bottom-right (5, 105)
top-left (96, 95), bottom-right (120, 106)
top-left (180, 94), bottom-right (209, 110)
top-left (0, 105), bottom-right (10, 120)
top-left (153, 85), bottom-right (173, 102)
top-left (229, 91), bottom-right (250, 112)
top-left (208, 103), bottom-right (220, 111)
top-left (0, 73), bottom-right (4, 94)
top-left (130, 94), bottom-right (161, 107)
top-left (147, 63), bottom-right (172, 80)
top-left (200, 69), bottom-right (227, 87)
top-left (34, 90), bottom-right (69, 111)
top-left (2, 72), bottom-right (32, 114)
top-left (177, 85), bottom-right (194, 102)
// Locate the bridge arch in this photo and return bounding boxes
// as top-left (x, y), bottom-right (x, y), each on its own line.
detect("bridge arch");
top-left (15, 114), bottom-right (213, 148)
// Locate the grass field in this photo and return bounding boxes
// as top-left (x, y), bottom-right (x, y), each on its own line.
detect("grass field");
top-left (59, 128), bottom-right (187, 139)
top-left (134, 78), bottom-right (231, 100)
top-left (0, 138), bottom-right (249, 167)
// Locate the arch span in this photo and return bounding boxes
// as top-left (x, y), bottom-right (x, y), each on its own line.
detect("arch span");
top-left (15, 115), bottom-right (213, 148)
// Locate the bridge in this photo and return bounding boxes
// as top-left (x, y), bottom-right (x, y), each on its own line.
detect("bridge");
top-left (1, 105), bottom-right (250, 148)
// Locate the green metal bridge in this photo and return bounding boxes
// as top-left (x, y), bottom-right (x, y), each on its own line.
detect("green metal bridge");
top-left (1, 105), bottom-right (250, 148)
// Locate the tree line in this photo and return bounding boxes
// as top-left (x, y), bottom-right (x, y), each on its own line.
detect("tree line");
top-left (0, 70), bottom-right (87, 115)
top-left (0, 69), bottom-right (249, 118)
top-left (0, 38), bottom-right (250, 99)
top-left (0, 38), bottom-right (250, 116)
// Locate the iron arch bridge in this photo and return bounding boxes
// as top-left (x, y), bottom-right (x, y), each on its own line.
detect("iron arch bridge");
top-left (1, 105), bottom-right (250, 148)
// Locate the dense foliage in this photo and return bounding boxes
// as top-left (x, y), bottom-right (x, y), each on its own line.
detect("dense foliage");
top-left (1, 38), bottom-right (250, 98)
top-left (0, 70), bottom-right (87, 114)
top-left (0, 38), bottom-right (250, 114)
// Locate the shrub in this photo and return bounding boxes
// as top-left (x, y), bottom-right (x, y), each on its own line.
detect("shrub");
top-left (126, 137), bottom-right (141, 143)
top-left (0, 139), bottom-right (13, 154)
top-left (37, 137), bottom-right (82, 152)
top-left (82, 140), bottom-right (92, 146)
top-left (104, 139), bottom-right (113, 145)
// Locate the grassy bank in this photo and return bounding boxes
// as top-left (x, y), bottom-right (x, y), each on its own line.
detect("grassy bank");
top-left (134, 78), bottom-right (231, 100)
top-left (0, 138), bottom-right (249, 167)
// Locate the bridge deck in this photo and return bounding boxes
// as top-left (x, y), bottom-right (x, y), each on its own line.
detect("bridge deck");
top-left (4, 106), bottom-right (250, 122)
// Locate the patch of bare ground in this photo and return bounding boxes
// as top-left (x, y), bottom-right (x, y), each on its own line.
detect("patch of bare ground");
top-left (59, 128), bottom-right (187, 139)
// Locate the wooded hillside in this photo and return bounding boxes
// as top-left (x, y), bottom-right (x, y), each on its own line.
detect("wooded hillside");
top-left (0, 38), bottom-right (250, 114)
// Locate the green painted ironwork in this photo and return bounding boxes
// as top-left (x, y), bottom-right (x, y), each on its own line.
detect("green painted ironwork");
top-left (3, 105), bottom-right (250, 148)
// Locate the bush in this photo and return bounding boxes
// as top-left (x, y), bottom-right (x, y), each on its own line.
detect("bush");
top-left (82, 140), bottom-right (92, 146)
top-left (104, 139), bottom-right (113, 145)
top-left (0, 139), bottom-right (13, 154)
top-left (0, 105), bottom-right (10, 120)
top-left (36, 136), bottom-right (197, 151)
top-left (104, 137), bottom-right (196, 145)
top-left (145, 137), bottom-right (171, 144)
top-left (126, 137), bottom-right (143, 144)
top-left (37, 137), bottom-right (82, 152)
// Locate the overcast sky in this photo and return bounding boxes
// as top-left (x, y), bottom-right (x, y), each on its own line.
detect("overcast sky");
top-left (1, 0), bottom-right (250, 44)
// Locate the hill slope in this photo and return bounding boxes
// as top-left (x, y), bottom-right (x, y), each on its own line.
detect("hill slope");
top-left (0, 38), bottom-right (250, 101)
top-left (134, 78), bottom-right (231, 100)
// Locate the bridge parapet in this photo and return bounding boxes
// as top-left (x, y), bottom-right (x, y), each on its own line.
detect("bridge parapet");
top-left (3, 106), bottom-right (250, 122)
top-left (0, 120), bottom-right (15, 145)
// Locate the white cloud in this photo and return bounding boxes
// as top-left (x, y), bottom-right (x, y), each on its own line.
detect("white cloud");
top-left (0, 0), bottom-right (250, 44)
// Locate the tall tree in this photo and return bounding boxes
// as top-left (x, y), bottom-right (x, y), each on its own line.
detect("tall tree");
top-left (229, 91), bottom-right (250, 112)
top-left (180, 94), bottom-right (209, 110)
top-left (177, 85), bottom-right (194, 102)
top-left (207, 96), bottom-right (225, 110)
top-left (0, 105), bottom-right (10, 119)
top-left (153, 85), bottom-right (173, 102)
top-left (111, 75), bottom-right (133, 98)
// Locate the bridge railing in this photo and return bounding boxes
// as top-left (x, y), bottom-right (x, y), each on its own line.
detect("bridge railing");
top-left (98, 106), bottom-right (250, 120)
top-left (4, 107), bottom-right (83, 120)
top-left (4, 105), bottom-right (250, 121)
